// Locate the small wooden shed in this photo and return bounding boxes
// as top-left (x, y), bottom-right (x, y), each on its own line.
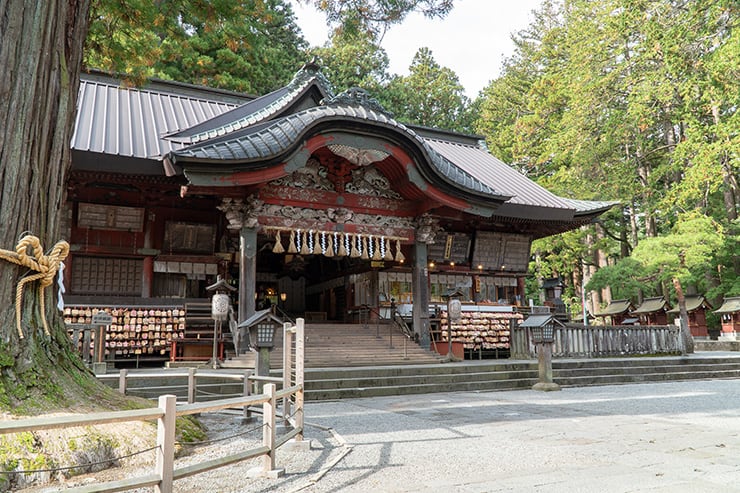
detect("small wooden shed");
top-left (593, 299), bottom-right (635, 326)
top-left (715, 296), bottom-right (740, 336)
top-left (667, 295), bottom-right (713, 338)
top-left (631, 297), bottom-right (670, 326)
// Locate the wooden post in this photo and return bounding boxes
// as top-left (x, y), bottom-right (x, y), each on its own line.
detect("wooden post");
top-left (282, 322), bottom-right (293, 425)
top-left (142, 209), bottom-right (155, 298)
top-left (83, 327), bottom-right (92, 363)
top-left (118, 369), bottom-right (128, 394)
top-left (263, 383), bottom-right (277, 473)
top-left (412, 241), bottom-right (431, 349)
top-left (238, 226), bottom-right (257, 353)
top-left (188, 368), bottom-right (196, 404)
top-left (295, 318), bottom-right (305, 442)
top-left (155, 394), bottom-right (177, 493)
top-left (243, 369), bottom-right (253, 421)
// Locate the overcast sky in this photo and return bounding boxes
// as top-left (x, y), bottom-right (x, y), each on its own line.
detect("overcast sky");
top-left (291, 0), bottom-right (543, 98)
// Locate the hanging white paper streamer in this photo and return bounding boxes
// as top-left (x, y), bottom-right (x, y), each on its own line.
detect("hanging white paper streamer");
top-left (56, 262), bottom-right (66, 311)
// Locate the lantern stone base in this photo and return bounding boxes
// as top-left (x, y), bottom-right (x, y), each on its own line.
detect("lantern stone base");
top-left (91, 362), bottom-right (108, 375)
top-left (532, 381), bottom-right (561, 392)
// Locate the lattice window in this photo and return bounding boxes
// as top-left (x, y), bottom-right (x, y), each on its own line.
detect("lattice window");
top-left (71, 256), bottom-right (142, 295)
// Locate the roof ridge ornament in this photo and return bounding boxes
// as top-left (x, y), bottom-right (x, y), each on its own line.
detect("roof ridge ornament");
top-left (321, 87), bottom-right (392, 117)
top-left (289, 59), bottom-right (335, 98)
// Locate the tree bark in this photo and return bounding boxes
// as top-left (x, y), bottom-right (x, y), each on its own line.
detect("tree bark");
top-left (0, 0), bottom-right (92, 408)
top-left (672, 277), bottom-right (694, 355)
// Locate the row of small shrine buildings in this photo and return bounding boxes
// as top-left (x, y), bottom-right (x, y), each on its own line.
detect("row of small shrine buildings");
top-left (594, 295), bottom-right (740, 339)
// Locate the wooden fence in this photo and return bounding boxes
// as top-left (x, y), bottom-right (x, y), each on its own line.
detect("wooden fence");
top-left (0, 319), bottom-right (306, 493)
top-left (511, 323), bottom-right (683, 359)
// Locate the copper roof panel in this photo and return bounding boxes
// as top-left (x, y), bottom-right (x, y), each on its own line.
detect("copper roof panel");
top-left (72, 77), bottom-right (239, 160)
top-left (423, 139), bottom-right (571, 209)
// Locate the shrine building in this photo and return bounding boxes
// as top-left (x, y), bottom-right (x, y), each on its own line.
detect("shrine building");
top-left (64, 64), bottom-right (615, 364)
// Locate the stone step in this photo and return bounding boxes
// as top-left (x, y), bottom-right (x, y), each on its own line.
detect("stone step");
top-left (220, 321), bottom-right (443, 369)
top-left (298, 355), bottom-right (740, 400)
top-left (305, 378), bottom-right (535, 400)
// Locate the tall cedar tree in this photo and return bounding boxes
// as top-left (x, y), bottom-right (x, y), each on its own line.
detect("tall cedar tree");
top-left (0, 0), bottom-right (102, 410)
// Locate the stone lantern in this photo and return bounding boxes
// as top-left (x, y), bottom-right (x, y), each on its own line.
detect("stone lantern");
top-left (520, 314), bottom-right (561, 391)
top-left (238, 308), bottom-right (283, 380)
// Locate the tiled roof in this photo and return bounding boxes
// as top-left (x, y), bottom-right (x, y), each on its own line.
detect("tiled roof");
top-left (715, 296), bottom-right (740, 314)
top-left (667, 295), bottom-right (712, 314)
top-left (593, 299), bottom-right (634, 316)
top-left (72, 73), bottom-right (243, 160)
top-left (632, 297), bottom-right (670, 314)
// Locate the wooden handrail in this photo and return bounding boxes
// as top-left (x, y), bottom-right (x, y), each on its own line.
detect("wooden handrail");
top-left (0, 318), bottom-right (309, 493)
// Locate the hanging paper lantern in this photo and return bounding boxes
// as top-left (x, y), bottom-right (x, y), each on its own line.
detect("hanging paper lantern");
top-left (384, 238), bottom-right (393, 261)
top-left (395, 239), bottom-right (405, 262)
top-left (288, 230), bottom-right (298, 254)
top-left (300, 230), bottom-right (310, 255)
top-left (272, 230), bottom-right (285, 254)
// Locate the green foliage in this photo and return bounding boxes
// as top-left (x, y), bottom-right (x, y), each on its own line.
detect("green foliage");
top-left (310, 26), bottom-right (390, 94)
top-left (299, 0), bottom-right (453, 41)
top-left (474, 0), bottom-right (739, 301)
top-left (585, 258), bottom-right (647, 301)
top-left (86, 0), bottom-right (308, 94)
top-left (383, 47), bottom-right (473, 132)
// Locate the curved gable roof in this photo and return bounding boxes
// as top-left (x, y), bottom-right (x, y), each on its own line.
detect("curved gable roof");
top-left (167, 94), bottom-right (512, 205)
top-left (165, 62), bottom-right (333, 144)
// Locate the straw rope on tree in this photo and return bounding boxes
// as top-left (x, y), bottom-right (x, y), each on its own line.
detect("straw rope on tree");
top-left (0, 234), bottom-right (70, 338)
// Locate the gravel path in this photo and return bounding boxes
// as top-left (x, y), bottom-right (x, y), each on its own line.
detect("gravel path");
top-left (19, 378), bottom-right (740, 492)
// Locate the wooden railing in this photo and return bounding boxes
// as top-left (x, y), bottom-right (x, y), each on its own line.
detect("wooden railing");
top-left (0, 319), bottom-right (307, 493)
top-left (355, 303), bottom-right (416, 360)
top-left (511, 323), bottom-right (683, 359)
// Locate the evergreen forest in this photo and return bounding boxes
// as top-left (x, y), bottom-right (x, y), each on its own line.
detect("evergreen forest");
top-left (86, 0), bottom-right (739, 324)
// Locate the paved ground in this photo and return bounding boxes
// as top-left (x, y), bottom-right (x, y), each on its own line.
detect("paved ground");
top-left (303, 379), bottom-right (740, 492)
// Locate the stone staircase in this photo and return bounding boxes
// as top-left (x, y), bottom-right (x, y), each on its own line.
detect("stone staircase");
top-left (299, 353), bottom-right (740, 400)
top-left (220, 322), bottom-right (444, 369)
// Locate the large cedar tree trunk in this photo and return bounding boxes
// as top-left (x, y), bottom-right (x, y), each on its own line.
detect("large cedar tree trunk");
top-left (0, 0), bottom-right (93, 409)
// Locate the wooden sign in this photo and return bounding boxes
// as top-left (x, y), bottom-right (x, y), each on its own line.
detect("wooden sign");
top-left (92, 311), bottom-right (113, 325)
top-left (428, 233), bottom-right (471, 264)
top-left (472, 232), bottom-right (531, 272)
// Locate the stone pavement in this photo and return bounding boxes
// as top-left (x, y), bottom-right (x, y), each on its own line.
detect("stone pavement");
top-left (303, 379), bottom-right (740, 492)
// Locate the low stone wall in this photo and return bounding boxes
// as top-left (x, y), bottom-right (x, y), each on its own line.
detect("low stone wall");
top-left (695, 340), bottom-right (740, 351)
